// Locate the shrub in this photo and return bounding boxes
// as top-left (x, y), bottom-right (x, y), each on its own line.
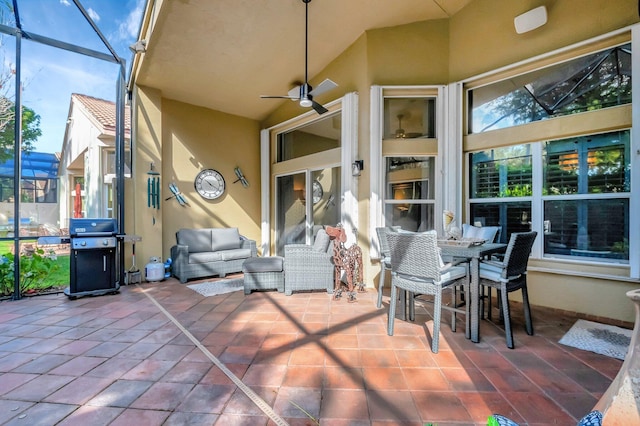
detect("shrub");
top-left (0, 248), bottom-right (60, 297)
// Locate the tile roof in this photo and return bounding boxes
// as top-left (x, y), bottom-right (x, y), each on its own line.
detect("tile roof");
top-left (72, 93), bottom-right (131, 136)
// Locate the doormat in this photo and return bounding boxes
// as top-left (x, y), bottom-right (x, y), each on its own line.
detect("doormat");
top-left (187, 278), bottom-right (244, 297)
top-left (559, 319), bottom-right (632, 360)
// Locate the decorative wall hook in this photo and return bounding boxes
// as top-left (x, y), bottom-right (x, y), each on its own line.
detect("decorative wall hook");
top-left (233, 167), bottom-right (249, 188)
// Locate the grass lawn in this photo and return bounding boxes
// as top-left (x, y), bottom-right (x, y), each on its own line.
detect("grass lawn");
top-left (46, 255), bottom-right (70, 287)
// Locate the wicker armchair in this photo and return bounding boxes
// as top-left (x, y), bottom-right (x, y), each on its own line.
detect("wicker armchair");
top-left (479, 231), bottom-right (537, 349)
top-left (375, 226), bottom-right (401, 308)
top-left (283, 229), bottom-right (334, 295)
top-left (387, 230), bottom-right (468, 353)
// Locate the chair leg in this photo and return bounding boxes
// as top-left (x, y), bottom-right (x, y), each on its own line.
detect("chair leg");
top-left (409, 291), bottom-right (415, 321)
top-left (376, 266), bottom-right (386, 308)
top-left (522, 285), bottom-right (534, 336)
top-left (454, 285), bottom-right (466, 308)
top-left (450, 287), bottom-right (457, 333)
top-left (500, 285), bottom-right (514, 349)
top-left (387, 284), bottom-right (398, 335)
top-left (431, 290), bottom-right (442, 353)
top-left (487, 287), bottom-right (493, 321)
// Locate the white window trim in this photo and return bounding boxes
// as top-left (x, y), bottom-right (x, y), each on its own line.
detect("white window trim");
top-left (631, 24), bottom-right (640, 278)
top-left (260, 92), bottom-right (359, 255)
top-left (369, 85), bottom-right (448, 258)
top-left (460, 24), bottom-right (639, 279)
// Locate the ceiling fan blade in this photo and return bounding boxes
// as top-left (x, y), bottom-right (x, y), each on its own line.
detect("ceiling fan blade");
top-left (288, 85), bottom-right (302, 99)
top-left (311, 100), bottom-right (328, 115)
top-left (260, 0), bottom-right (336, 117)
top-left (260, 95), bottom-right (299, 100)
top-left (309, 78), bottom-right (338, 97)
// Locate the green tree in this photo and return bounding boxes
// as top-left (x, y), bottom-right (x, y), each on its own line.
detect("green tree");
top-left (0, 102), bottom-right (41, 162)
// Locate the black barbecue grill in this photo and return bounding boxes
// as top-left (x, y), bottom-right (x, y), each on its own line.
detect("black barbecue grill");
top-left (65, 218), bottom-right (120, 298)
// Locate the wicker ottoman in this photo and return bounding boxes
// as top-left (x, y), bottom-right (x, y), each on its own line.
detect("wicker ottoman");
top-left (242, 256), bottom-right (285, 295)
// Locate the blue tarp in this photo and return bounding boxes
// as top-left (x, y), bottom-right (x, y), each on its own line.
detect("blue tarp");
top-left (0, 151), bottom-right (59, 179)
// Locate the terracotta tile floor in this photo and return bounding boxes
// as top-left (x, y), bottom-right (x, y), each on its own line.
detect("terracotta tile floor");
top-left (0, 276), bottom-right (626, 425)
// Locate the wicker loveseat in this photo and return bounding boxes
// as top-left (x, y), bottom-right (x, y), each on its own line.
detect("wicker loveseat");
top-left (170, 227), bottom-right (256, 283)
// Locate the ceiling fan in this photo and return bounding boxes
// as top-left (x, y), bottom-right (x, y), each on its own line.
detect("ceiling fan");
top-left (261, 0), bottom-right (338, 115)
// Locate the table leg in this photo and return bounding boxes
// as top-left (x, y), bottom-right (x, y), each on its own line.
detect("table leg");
top-left (470, 257), bottom-right (480, 343)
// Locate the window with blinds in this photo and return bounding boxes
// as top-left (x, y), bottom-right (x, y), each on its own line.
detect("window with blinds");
top-left (470, 147), bottom-right (532, 199)
top-left (542, 130), bottom-right (630, 261)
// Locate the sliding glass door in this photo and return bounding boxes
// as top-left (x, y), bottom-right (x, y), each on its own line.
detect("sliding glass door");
top-left (275, 166), bottom-right (341, 256)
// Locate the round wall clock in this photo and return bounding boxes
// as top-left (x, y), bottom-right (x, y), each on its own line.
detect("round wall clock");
top-left (312, 180), bottom-right (323, 204)
top-left (194, 169), bottom-right (225, 200)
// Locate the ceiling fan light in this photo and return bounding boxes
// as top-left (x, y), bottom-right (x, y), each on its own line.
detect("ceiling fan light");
top-left (299, 98), bottom-right (313, 108)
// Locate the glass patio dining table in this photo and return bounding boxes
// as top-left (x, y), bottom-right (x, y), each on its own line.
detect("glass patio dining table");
top-left (438, 241), bottom-right (507, 343)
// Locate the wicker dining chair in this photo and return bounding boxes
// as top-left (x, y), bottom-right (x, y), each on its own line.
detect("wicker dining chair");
top-left (375, 226), bottom-right (401, 309)
top-left (479, 231), bottom-right (537, 349)
top-left (386, 231), bottom-right (468, 353)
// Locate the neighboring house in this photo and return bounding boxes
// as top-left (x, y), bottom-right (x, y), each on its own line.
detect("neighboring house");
top-left (126, 0), bottom-right (639, 323)
top-left (59, 94), bottom-right (131, 227)
top-left (0, 151), bottom-right (60, 235)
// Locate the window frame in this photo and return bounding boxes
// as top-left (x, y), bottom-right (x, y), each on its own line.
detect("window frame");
top-left (369, 85), bottom-right (445, 257)
top-left (262, 93), bottom-right (359, 255)
top-left (461, 28), bottom-right (637, 278)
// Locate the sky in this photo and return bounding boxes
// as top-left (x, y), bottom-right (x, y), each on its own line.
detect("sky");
top-left (1, 0), bottom-right (144, 153)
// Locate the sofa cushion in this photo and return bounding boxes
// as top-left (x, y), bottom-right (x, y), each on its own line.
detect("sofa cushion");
top-left (177, 229), bottom-right (212, 253)
top-left (220, 248), bottom-right (252, 261)
top-left (243, 256), bottom-right (284, 273)
top-left (313, 229), bottom-right (330, 252)
top-left (189, 251), bottom-right (223, 264)
top-left (211, 228), bottom-right (241, 251)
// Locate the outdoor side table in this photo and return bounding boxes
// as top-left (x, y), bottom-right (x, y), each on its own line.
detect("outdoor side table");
top-left (242, 256), bottom-right (285, 294)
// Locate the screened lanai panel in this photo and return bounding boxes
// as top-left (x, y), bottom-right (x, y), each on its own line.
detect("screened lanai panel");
top-left (470, 43), bottom-right (631, 133)
top-left (0, 1), bottom-right (113, 55)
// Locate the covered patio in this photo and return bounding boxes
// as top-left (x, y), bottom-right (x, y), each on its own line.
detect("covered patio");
top-left (0, 281), bottom-right (626, 425)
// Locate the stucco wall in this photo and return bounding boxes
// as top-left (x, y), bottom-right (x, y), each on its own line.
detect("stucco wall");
top-left (132, 0), bottom-right (638, 321)
top-left (449, 0), bottom-right (639, 81)
top-left (129, 87), bottom-right (262, 270)
top-left (259, 0), bottom-right (638, 322)
top-left (128, 85), bottom-right (163, 270)
top-left (159, 99), bottom-right (262, 258)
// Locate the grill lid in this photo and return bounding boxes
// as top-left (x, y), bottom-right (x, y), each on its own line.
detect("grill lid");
top-left (69, 218), bottom-right (117, 236)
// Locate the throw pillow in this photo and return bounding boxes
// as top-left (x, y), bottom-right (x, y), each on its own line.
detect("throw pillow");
top-left (313, 229), bottom-right (330, 252)
top-left (463, 224), bottom-right (500, 242)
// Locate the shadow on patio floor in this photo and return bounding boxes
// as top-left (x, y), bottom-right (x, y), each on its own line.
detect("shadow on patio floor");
top-left (0, 276), bottom-right (627, 425)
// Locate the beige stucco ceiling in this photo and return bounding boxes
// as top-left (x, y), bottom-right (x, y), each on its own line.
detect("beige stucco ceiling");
top-left (132, 0), bottom-right (472, 121)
